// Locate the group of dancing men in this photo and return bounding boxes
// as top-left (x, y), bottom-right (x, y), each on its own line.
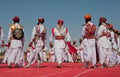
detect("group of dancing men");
top-left (1, 14), bottom-right (120, 68)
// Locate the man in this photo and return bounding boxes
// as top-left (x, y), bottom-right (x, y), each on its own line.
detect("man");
top-left (81, 14), bottom-right (97, 68)
top-left (7, 16), bottom-right (25, 68)
top-left (0, 26), bottom-right (4, 53)
top-left (25, 18), bottom-right (47, 68)
top-left (49, 19), bottom-right (71, 68)
top-left (97, 17), bottom-right (112, 68)
top-left (108, 26), bottom-right (120, 67)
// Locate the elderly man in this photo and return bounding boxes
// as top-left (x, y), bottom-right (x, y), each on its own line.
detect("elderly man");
top-left (49, 19), bottom-right (71, 68)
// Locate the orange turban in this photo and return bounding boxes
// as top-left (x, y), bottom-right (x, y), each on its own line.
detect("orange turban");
top-left (84, 14), bottom-right (91, 19)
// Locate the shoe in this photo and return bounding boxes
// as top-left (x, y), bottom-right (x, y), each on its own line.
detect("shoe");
top-left (8, 65), bottom-right (12, 68)
top-left (57, 63), bottom-right (62, 68)
top-left (8, 63), bottom-right (12, 68)
top-left (103, 63), bottom-right (109, 68)
top-left (15, 64), bottom-right (19, 68)
top-left (85, 66), bottom-right (89, 69)
top-left (24, 65), bottom-right (30, 68)
top-left (85, 61), bottom-right (89, 69)
top-left (98, 65), bottom-right (104, 68)
top-left (36, 65), bottom-right (40, 68)
top-left (91, 66), bottom-right (96, 69)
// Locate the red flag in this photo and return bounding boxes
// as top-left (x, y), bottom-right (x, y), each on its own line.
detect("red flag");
top-left (66, 42), bottom-right (78, 53)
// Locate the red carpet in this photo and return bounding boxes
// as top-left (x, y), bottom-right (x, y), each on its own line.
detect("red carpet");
top-left (0, 62), bottom-right (120, 77)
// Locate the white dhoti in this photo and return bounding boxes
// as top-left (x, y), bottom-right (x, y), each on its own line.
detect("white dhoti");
top-left (65, 50), bottom-right (73, 62)
top-left (36, 46), bottom-right (43, 62)
top-left (79, 50), bottom-right (84, 62)
top-left (116, 54), bottom-right (120, 64)
top-left (42, 52), bottom-right (47, 62)
top-left (109, 50), bottom-right (117, 66)
top-left (27, 49), bottom-right (36, 65)
top-left (54, 48), bottom-right (64, 64)
top-left (27, 46), bottom-right (43, 66)
top-left (7, 47), bottom-right (24, 66)
top-left (51, 55), bottom-right (56, 62)
top-left (83, 38), bottom-right (96, 66)
top-left (97, 36), bottom-right (112, 65)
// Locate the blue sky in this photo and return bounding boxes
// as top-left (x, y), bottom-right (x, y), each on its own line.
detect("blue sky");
top-left (0, 0), bottom-right (120, 50)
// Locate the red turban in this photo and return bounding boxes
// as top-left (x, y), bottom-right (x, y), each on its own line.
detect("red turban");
top-left (57, 19), bottom-right (64, 25)
top-left (12, 16), bottom-right (20, 22)
top-left (108, 24), bottom-right (113, 29)
top-left (99, 17), bottom-right (107, 23)
top-left (38, 18), bottom-right (44, 23)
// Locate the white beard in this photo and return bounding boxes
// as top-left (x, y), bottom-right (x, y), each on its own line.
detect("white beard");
top-left (56, 25), bottom-right (66, 36)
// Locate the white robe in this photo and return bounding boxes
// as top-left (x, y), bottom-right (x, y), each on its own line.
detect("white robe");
top-left (7, 23), bottom-right (24, 66)
top-left (97, 23), bottom-right (112, 65)
top-left (26, 24), bottom-right (46, 65)
top-left (49, 25), bottom-right (71, 64)
top-left (82, 22), bottom-right (96, 66)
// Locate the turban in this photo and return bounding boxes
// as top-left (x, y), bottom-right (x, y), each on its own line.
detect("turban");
top-left (57, 19), bottom-right (64, 25)
top-left (38, 18), bottom-right (44, 23)
top-left (13, 16), bottom-right (20, 22)
top-left (84, 14), bottom-right (91, 19)
top-left (99, 17), bottom-right (107, 23)
top-left (108, 24), bottom-right (113, 29)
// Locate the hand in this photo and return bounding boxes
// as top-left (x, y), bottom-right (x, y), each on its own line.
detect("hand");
top-left (27, 47), bottom-right (31, 53)
top-left (79, 48), bottom-right (83, 50)
top-left (1, 41), bottom-right (4, 48)
top-left (42, 45), bottom-right (45, 49)
top-left (49, 42), bottom-right (53, 48)
top-left (29, 42), bottom-right (32, 47)
top-left (8, 42), bottom-right (11, 48)
top-left (22, 43), bottom-right (24, 46)
top-left (1, 44), bottom-right (4, 48)
top-left (66, 41), bottom-right (71, 44)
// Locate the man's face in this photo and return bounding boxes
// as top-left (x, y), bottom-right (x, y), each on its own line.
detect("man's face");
top-left (58, 23), bottom-right (63, 27)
